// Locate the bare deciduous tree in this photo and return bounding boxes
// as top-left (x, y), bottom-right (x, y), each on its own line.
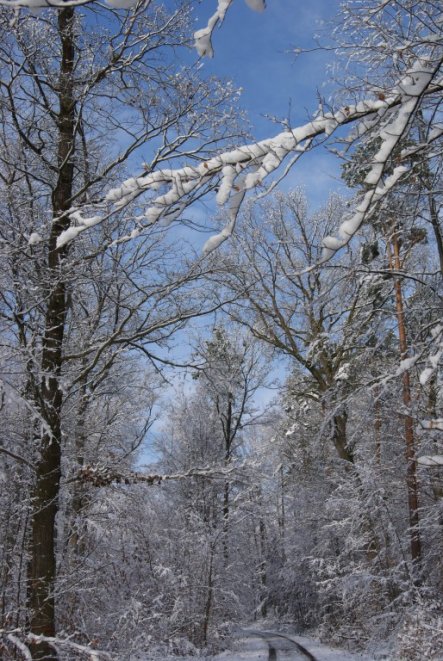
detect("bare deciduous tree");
top-left (0, 4), bottom-right (242, 655)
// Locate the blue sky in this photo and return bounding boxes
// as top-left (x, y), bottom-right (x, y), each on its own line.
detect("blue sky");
top-left (175, 0), bottom-right (348, 251)
top-left (194, 1), bottom-right (340, 128)
top-left (140, 0), bottom-right (348, 463)
top-left (191, 0), bottom-right (345, 208)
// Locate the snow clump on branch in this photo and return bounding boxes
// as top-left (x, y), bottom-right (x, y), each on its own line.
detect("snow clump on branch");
top-left (57, 54), bottom-right (443, 258)
top-left (194, 0), bottom-right (265, 58)
top-left (15, 0), bottom-right (441, 266)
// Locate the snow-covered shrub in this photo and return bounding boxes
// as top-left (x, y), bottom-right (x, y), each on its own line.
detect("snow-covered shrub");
top-left (395, 600), bottom-right (443, 660)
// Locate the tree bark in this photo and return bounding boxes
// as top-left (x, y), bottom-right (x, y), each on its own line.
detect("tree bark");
top-left (426, 375), bottom-right (443, 502)
top-left (417, 109), bottom-right (443, 276)
top-left (278, 464), bottom-right (285, 542)
top-left (428, 193), bottom-right (443, 277)
top-left (222, 395), bottom-right (233, 564)
top-left (257, 517), bottom-right (268, 617)
top-left (28, 9), bottom-right (76, 658)
top-left (202, 543), bottom-right (214, 647)
top-left (332, 411), bottom-right (353, 463)
top-left (389, 233), bottom-right (422, 567)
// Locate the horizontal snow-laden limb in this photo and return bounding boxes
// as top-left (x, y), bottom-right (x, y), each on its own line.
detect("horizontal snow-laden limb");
top-left (0, 0), bottom-right (263, 29)
top-left (0, 0), bottom-right (139, 7)
top-left (1, 630), bottom-right (112, 660)
top-left (194, 0), bottom-right (265, 58)
top-left (417, 454), bottom-right (443, 466)
top-left (58, 55), bottom-right (443, 254)
top-left (421, 420), bottom-right (443, 431)
top-left (77, 461), bottom-right (243, 487)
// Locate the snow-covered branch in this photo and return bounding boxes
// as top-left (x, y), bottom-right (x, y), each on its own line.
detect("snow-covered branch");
top-left (57, 102), bottom-right (390, 249)
top-left (421, 419), bottom-right (443, 432)
top-left (5, 0), bottom-right (440, 263)
top-left (321, 57), bottom-right (443, 260)
top-left (77, 461), bottom-right (243, 487)
top-left (0, 0), bottom-right (264, 25)
top-left (0, 0), bottom-right (139, 7)
top-left (1, 630), bottom-right (112, 660)
top-left (194, 0), bottom-right (265, 58)
top-left (417, 454), bottom-right (443, 466)
top-left (0, 445), bottom-right (35, 470)
top-left (58, 56), bottom-right (443, 256)
top-left (419, 323), bottom-right (443, 386)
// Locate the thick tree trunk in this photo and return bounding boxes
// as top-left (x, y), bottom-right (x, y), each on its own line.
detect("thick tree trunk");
top-left (28, 9), bottom-right (75, 658)
top-left (332, 411), bottom-right (353, 463)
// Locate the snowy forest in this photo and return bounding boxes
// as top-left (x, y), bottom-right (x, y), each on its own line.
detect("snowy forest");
top-left (0, 0), bottom-right (442, 659)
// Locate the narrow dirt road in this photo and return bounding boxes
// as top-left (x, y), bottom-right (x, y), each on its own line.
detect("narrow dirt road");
top-left (223, 629), bottom-right (317, 660)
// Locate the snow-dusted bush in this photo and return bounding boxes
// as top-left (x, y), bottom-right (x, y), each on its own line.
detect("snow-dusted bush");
top-left (395, 600), bottom-right (443, 660)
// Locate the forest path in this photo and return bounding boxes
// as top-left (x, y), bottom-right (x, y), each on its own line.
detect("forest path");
top-left (213, 628), bottom-right (375, 661)
top-left (238, 630), bottom-right (317, 660)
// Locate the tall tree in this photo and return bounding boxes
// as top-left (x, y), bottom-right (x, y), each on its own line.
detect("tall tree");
top-left (193, 326), bottom-right (268, 561)
top-left (217, 190), bottom-right (386, 463)
top-left (0, 4), bottom-right (240, 655)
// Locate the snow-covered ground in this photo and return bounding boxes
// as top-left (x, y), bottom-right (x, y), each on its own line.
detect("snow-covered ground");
top-left (149, 629), bottom-right (375, 661)
top-left (213, 630), bottom-right (374, 660)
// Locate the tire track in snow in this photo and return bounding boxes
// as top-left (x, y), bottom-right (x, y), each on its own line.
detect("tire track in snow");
top-left (243, 630), bottom-right (317, 661)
